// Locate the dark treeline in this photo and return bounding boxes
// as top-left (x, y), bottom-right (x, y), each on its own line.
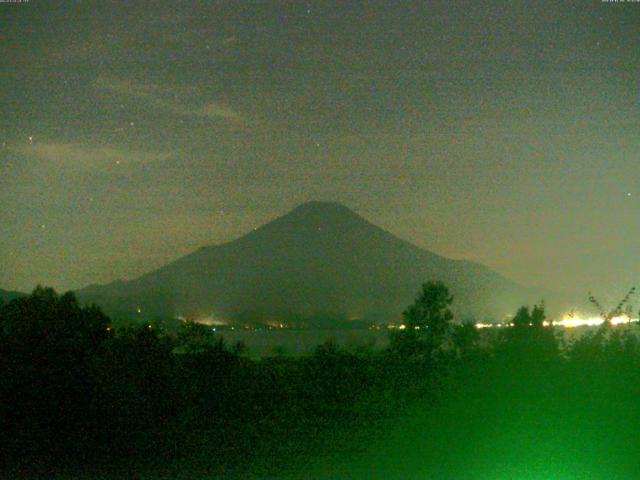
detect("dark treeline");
top-left (2, 283), bottom-right (640, 478)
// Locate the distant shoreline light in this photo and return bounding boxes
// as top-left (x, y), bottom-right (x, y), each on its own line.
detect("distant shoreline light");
top-left (476, 314), bottom-right (639, 329)
top-left (179, 314), bottom-right (639, 331)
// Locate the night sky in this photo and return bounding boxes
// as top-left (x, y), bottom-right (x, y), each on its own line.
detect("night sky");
top-left (1, 1), bottom-right (638, 304)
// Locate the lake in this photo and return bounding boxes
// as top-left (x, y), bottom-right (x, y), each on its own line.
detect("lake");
top-left (212, 328), bottom-right (390, 358)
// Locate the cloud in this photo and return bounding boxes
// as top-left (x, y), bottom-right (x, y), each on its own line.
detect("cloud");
top-left (190, 103), bottom-right (245, 123)
top-left (16, 142), bottom-right (172, 174)
top-left (94, 76), bottom-right (247, 124)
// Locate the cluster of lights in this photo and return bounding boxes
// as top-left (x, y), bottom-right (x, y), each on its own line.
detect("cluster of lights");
top-left (387, 324), bottom-right (421, 330)
top-left (554, 314), bottom-right (637, 328)
top-left (173, 314), bottom-right (639, 331)
top-left (476, 314), bottom-right (638, 329)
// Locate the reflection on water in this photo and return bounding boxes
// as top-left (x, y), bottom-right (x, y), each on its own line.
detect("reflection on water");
top-left (211, 322), bottom-right (640, 358)
top-left (214, 329), bottom-right (389, 358)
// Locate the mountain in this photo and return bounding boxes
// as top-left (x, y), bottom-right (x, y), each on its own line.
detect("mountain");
top-left (76, 201), bottom-right (547, 324)
top-left (0, 288), bottom-right (27, 304)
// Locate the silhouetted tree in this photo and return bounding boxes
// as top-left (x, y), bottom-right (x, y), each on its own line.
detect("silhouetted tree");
top-left (588, 287), bottom-right (636, 325)
top-left (512, 305), bottom-right (532, 328)
top-left (512, 302), bottom-right (546, 329)
top-left (177, 320), bottom-right (218, 353)
top-left (452, 320), bottom-right (481, 358)
top-left (403, 281), bottom-right (454, 337)
top-left (389, 281), bottom-right (454, 358)
top-left (0, 286), bottom-right (111, 459)
top-left (498, 302), bottom-right (558, 363)
top-left (530, 302), bottom-right (546, 327)
top-left (570, 288), bottom-right (638, 365)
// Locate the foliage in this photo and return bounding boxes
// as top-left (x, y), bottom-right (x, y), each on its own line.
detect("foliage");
top-left (497, 302), bottom-right (560, 363)
top-left (0, 287), bottom-right (111, 464)
top-left (5, 283), bottom-right (640, 478)
top-left (390, 281), bottom-right (454, 357)
top-left (451, 320), bottom-right (481, 358)
top-left (588, 287), bottom-right (636, 323)
top-left (403, 281), bottom-right (454, 336)
top-left (512, 303), bottom-right (546, 328)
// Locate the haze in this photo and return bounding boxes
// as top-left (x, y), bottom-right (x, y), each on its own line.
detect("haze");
top-left (1, 1), bottom-right (638, 303)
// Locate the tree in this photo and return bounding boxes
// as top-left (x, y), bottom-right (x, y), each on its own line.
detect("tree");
top-left (512, 302), bottom-right (546, 329)
top-left (0, 286), bottom-right (112, 457)
top-left (390, 281), bottom-right (454, 356)
top-left (452, 320), bottom-right (481, 357)
top-left (177, 320), bottom-right (218, 353)
top-left (530, 302), bottom-right (546, 327)
top-left (403, 281), bottom-right (454, 340)
top-left (512, 306), bottom-right (532, 328)
top-left (499, 301), bottom-right (558, 363)
top-left (0, 285), bottom-right (110, 354)
top-left (570, 288), bottom-right (638, 364)
top-left (588, 287), bottom-right (636, 325)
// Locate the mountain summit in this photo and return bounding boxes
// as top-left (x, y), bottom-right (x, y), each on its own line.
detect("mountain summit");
top-left (76, 202), bottom-right (538, 323)
top-left (285, 200), bottom-right (358, 217)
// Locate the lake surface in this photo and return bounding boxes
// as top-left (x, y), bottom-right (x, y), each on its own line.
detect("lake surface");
top-left (211, 324), bottom-right (636, 358)
top-left (213, 328), bottom-right (390, 358)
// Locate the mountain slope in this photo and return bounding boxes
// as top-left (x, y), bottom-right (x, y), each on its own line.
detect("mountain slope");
top-left (0, 288), bottom-right (27, 304)
top-left (76, 202), bottom-right (543, 323)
